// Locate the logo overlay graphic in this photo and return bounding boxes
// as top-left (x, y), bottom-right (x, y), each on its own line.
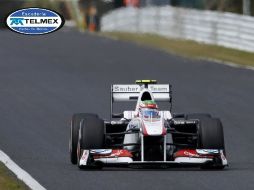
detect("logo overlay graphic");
top-left (6, 8), bottom-right (65, 35)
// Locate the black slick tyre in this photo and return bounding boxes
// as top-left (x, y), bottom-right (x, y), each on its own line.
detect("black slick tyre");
top-left (198, 118), bottom-right (226, 169)
top-left (77, 116), bottom-right (104, 169)
top-left (69, 113), bottom-right (98, 164)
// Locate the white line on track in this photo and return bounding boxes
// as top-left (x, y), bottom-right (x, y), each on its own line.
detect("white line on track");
top-left (0, 150), bottom-right (46, 190)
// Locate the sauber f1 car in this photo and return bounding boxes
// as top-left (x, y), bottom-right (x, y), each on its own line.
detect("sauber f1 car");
top-left (69, 80), bottom-right (228, 169)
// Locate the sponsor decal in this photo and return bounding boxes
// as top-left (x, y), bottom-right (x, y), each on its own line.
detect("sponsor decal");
top-left (81, 150), bottom-right (89, 160)
top-left (196, 149), bottom-right (219, 154)
top-left (183, 150), bottom-right (199, 157)
top-left (112, 84), bottom-right (169, 93)
top-left (173, 120), bottom-right (197, 125)
top-left (113, 85), bottom-right (140, 92)
top-left (111, 121), bottom-right (126, 125)
top-left (90, 149), bottom-right (112, 155)
top-left (110, 150), bottom-right (133, 157)
top-left (93, 149), bottom-right (132, 159)
top-left (174, 149), bottom-right (222, 160)
top-left (6, 8), bottom-right (64, 35)
top-left (80, 150), bottom-right (89, 166)
top-left (220, 151), bottom-right (226, 160)
top-left (174, 149), bottom-right (214, 159)
top-left (220, 150), bottom-right (228, 166)
top-left (173, 120), bottom-right (186, 125)
top-left (148, 85), bottom-right (169, 92)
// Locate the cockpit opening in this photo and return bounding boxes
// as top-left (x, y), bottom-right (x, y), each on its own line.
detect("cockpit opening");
top-left (141, 91), bottom-right (152, 101)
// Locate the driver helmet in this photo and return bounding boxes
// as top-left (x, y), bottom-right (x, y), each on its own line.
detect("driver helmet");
top-left (139, 100), bottom-right (159, 118)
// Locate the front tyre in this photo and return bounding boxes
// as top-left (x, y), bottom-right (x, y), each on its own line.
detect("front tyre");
top-left (77, 116), bottom-right (104, 169)
top-left (198, 118), bottom-right (226, 169)
top-left (69, 113), bottom-right (98, 164)
top-left (198, 118), bottom-right (225, 149)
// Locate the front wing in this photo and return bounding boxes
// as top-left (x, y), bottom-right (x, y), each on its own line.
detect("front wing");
top-left (79, 149), bottom-right (228, 168)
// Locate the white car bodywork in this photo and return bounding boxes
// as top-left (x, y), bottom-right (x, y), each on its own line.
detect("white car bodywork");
top-left (78, 82), bottom-right (228, 168)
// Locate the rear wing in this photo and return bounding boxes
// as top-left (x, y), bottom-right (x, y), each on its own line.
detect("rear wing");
top-left (110, 82), bottom-right (172, 118)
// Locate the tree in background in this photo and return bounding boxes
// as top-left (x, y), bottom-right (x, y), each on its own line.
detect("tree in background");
top-left (0, 0), bottom-right (25, 28)
top-left (171, 0), bottom-right (254, 16)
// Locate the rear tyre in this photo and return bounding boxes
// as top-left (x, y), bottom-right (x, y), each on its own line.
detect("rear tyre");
top-left (198, 118), bottom-right (226, 169)
top-left (69, 113), bottom-right (98, 164)
top-left (77, 116), bottom-right (104, 169)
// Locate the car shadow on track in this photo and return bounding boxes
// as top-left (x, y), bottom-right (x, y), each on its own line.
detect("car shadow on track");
top-left (77, 167), bottom-right (230, 172)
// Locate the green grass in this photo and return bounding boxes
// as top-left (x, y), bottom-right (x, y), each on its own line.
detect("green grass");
top-left (0, 163), bottom-right (29, 190)
top-left (101, 32), bottom-right (254, 67)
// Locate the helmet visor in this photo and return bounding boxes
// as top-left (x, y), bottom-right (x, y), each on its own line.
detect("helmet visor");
top-left (141, 109), bottom-right (159, 118)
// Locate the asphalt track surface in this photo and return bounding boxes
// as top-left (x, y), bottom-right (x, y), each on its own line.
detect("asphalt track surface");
top-left (0, 28), bottom-right (254, 190)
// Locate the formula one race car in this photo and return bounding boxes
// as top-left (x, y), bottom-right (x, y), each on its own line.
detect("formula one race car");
top-left (69, 80), bottom-right (228, 169)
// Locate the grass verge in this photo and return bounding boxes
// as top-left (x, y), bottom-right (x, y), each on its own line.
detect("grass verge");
top-left (0, 162), bottom-right (29, 190)
top-left (101, 32), bottom-right (254, 67)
